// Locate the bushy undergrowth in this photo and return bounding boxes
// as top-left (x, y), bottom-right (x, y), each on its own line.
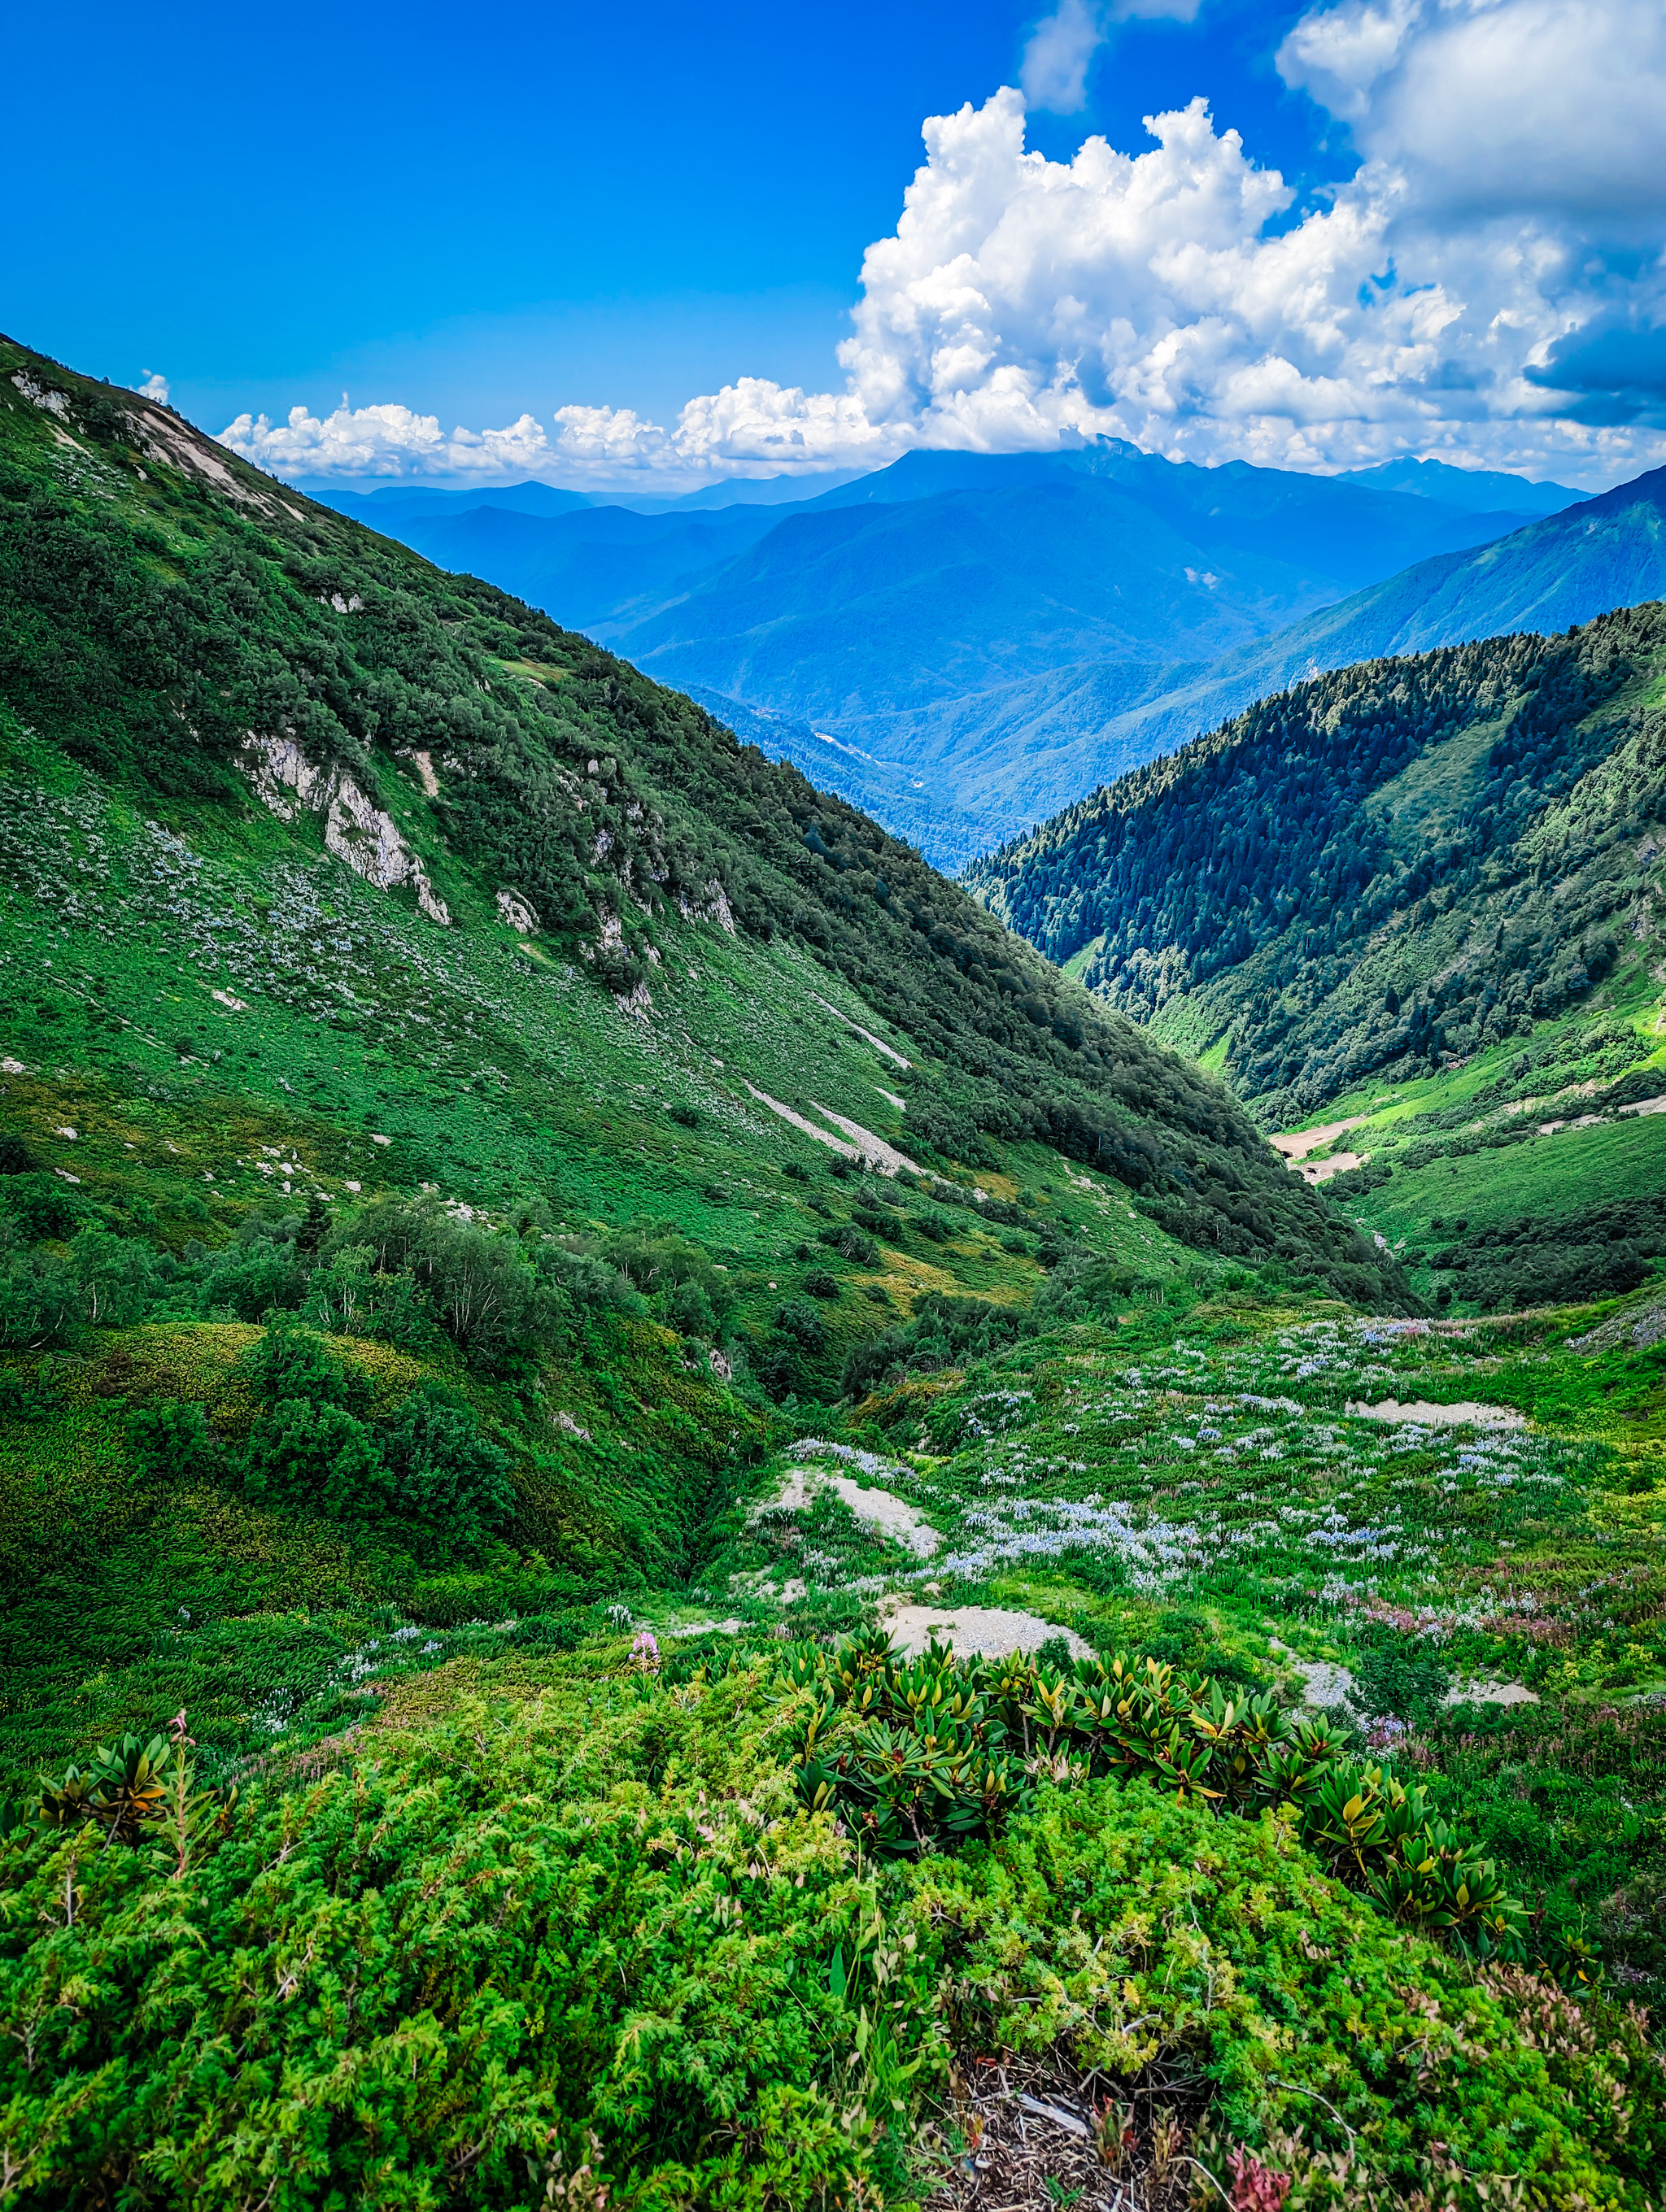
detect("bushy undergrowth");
top-left (2, 1660), bottom-right (1660, 2211)
top-left (785, 1633), bottom-right (1523, 1951)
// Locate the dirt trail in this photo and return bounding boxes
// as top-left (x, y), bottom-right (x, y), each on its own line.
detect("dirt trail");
top-left (1270, 1114), bottom-right (1372, 1162)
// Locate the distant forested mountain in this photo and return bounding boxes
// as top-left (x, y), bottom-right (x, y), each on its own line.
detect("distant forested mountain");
top-left (1034, 466), bottom-right (1666, 830)
top-left (1335, 458), bottom-right (1581, 515)
top-left (967, 602), bottom-right (1666, 1127)
top-left (308, 443), bottom-right (1547, 864)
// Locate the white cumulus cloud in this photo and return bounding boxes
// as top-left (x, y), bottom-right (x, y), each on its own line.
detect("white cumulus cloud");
top-left (219, 398), bottom-right (561, 481)
top-left (1021, 0), bottom-right (1203, 114)
top-left (1280, 0), bottom-right (1666, 229)
top-left (139, 370), bottom-right (170, 405)
top-left (218, 0), bottom-right (1666, 490)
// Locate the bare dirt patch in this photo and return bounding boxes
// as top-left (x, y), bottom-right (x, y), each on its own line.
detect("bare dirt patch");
top-left (764, 1467), bottom-right (941, 1558)
top-left (880, 1600), bottom-right (1090, 1659)
top-left (924, 2053), bottom-right (1193, 2212)
top-left (1446, 1679), bottom-right (1539, 1708)
top-left (1270, 1114), bottom-right (1371, 1162)
top-left (1346, 1397), bottom-right (1526, 1430)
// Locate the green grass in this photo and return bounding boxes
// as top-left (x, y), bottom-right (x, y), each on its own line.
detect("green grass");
top-left (1366, 1113), bottom-right (1666, 1234)
top-left (5, 1282), bottom-right (1665, 2207)
top-left (0, 729), bottom-right (1189, 1346)
top-left (1, 335), bottom-right (1661, 2206)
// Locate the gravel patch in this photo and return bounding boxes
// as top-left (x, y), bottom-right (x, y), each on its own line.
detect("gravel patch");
top-left (1346, 1396), bottom-right (1526, 1430)
top-left (765, 1466), bottom-right (941, 1559)
top-left (881, 1601), bottom-right (1091, 1660)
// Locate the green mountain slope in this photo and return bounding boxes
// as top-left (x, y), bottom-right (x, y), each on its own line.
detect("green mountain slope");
top-left (0, 325), bottom-right (1409, 1760)
top-left (968, 603), bottom-right (1666, 1309)
top-left (1010, 465), bottom-right (1666, 825)
top-left (0, 335), bottom-right (1393, 1304)
top-left (3, 338), bottom-right (1665, 2210)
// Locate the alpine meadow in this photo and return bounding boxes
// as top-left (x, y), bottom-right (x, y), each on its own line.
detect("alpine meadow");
top-left (2, 292), bottom-right (1665, 2212)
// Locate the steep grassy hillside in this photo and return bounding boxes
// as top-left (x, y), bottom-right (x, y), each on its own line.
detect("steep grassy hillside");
top-left (0, 334), bottom-right (1394, 1299)
top-left (970, 604), bottom-right (1666, 1311)
top-left (3, 339), bottom-right (1661, 2210)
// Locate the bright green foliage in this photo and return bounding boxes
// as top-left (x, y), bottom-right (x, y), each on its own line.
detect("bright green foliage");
top-left (970, 605), bottom-right (1666, 1123)
top-left (0, 1665), bottom-right (1655, 2210)
top-left (371, 1378), bottom-right (514, 1561)
top-left (0, 1219), bottom-right (75, 1349)
top-left (785, 1634), bottom-right (1521, 1951)
top-left (124, 1395), bottom-right (218, 1487)
top-left (238, 1313), bottom-right (371, 1413)
top-left (242, 1395), bottom-right (387, 1519)
top-left (68, 1223), bottom-right (162, 1326)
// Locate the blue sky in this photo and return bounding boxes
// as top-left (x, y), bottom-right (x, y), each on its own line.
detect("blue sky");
top-left (7, 0), bottom-right (1320, 427)
top-left (11, 0), bottom-right (1664, 488)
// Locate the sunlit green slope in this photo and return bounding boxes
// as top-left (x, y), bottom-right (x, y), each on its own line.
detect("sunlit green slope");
top-left (970, 607), bottom-right (1666, 1308)
top-left (1, 337), bottom-right (1664, 2212)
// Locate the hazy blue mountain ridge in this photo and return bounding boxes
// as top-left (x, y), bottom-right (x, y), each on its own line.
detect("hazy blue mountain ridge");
top-left (378, 499), bottom-right (785, 633)
top-left (1335, 457), bottom-right (1582, 515)
top-left (608, 467), bottom-right (1531, 720)
top-left (296, 443), bottom-right (1640, 867)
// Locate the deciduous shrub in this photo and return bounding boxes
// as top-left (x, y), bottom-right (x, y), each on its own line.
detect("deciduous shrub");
top-left (370, 1381), bottom-right (513, 1563)
top-left (818, 1221), bottom-right (879, 1266)
top-left (238, 1316), bottom-right (369, 1414)
top-left (0, 1223), bottom-right (76, 1349)
top-left (242, 1396), bottom-right (385, 1522)
top-left (783, 1635), bottom-right (1524, 1953)
top-left (125, 1398), bottom-right (218, 1489)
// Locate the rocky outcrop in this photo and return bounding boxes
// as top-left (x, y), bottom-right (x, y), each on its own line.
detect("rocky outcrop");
top-left (238, 734), bottom-right (450, 923)
top-left (678, 878), bottom-right (736, 934)
top-left (496, 889), bottom-right (540, 933)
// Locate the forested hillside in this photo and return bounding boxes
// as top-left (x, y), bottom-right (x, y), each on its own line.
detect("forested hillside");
top-left (970, 604), bottom-right (1665, 1109)
top-left (0, 334), bottom-right (1393, 1298)
top-left (4, 337), bottom-right (1664, 2212)
top-left (969, 604), bottom-right (1666, 1313)
top-left (321, 442), bottom-right (1549, 864)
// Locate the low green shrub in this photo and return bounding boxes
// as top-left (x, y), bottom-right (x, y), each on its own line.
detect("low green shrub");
top-left (242, 1396), bottom-right (386, 1521)
top-left (125, 1397), bottom-right (219, 1487)
top-left (0, 1666), bottom-right (1649, 2210)
top-left (371, 1379), bottom-right (514, 1561)
top-left (818, 1221), bottom-right (879, 1266)
top-left (784, 1635), bottom-right (1524, 1953)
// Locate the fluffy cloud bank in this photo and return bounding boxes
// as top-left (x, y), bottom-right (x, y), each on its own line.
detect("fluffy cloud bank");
top-left (215, 398), bottom-right (565, 481)
top-left (219, 0), bottom-right (1666, 488)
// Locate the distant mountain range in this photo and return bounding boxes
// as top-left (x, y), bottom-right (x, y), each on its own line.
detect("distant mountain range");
top-left (303, 445), bottom-right (1595, 864)
top-left (1332, 457), bottom-right (1579, 515)
top-left (1021, 462), bottom-right (1666, 834)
